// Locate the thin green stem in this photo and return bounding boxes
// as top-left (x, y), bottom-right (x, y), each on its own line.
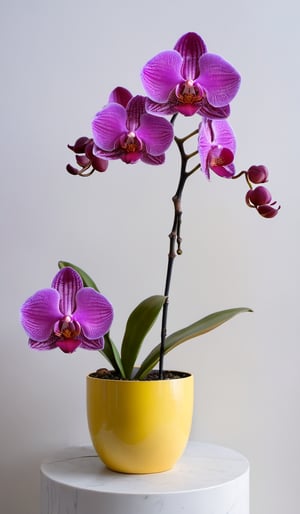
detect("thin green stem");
top-left (232, 170), bottom-right (253, 189)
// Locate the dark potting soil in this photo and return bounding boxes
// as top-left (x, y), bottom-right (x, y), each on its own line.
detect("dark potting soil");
top-left (90, 368), bottom-right (190, 381)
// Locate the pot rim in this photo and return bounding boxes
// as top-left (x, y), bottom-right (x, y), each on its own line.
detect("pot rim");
top-left (87, 370), bottom-right (193, 383)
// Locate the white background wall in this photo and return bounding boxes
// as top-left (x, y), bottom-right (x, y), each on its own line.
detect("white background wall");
top-left (0, 0), bottom-right (298, 513)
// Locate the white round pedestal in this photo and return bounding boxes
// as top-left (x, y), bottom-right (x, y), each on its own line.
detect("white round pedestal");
top-left (40, 441), bottom-right (249, 514)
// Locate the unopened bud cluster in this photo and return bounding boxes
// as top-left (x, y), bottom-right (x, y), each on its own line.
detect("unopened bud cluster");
top-left (244, 165), bottom-right (280, 218)
top-left (66, 137), bottom-right (108, 176)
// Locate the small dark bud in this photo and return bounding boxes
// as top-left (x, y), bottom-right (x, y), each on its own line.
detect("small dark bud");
top-left (91, 155), bottom-right (109, 172)
top-left (257, 204), bottom-right (281, 218)
top-left (85, 141), bottom-right (94, 160)
top-left (246, 186), bottom-right (272, 207)
top-left (68, 136), bottom-right (91, 154)
top-left (86, 141), bottom-right (109, 172)
top-left (247, 165), bottom-right (269, 184)
top-left (76, 154), bottom-right (90, 167)
top-left (66, 163), bottom-right (79, 175)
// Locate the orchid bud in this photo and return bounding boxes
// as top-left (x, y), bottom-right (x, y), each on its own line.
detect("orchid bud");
top-left (67, 137), bottom-right (109, 176)
top-left (247, 165), bottom-right (269, 184)
top-left (66, 163), bottom-right (80, 175)
top-left (68, 136), bottom-right (91, 154)
top-left (85, 141), bottom-right (109, 172)
top-left (257, 204), bottom-right (280, 218)
top-left (91, 155), bottom-right (109, 172)
top-left (76, 154), bottom-right (90, 167)
top-left (246, 186), bottom-right (272, 207)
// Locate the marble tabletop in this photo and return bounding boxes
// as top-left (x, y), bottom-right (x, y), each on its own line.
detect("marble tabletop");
top-left (40, 441), bottom-right (250, 514)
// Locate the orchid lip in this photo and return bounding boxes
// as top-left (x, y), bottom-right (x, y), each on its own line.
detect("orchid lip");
top-left (54, 316), bottom-right (81, 339)
top-left (175, 80), bottom-right (204, 105)
top-left (120, 132), bottom-right (143, 154)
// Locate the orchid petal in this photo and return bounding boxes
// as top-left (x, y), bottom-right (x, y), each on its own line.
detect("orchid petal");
top-left (141, 153), bottom-right (165, 165)
top-left (137, 114), bottom-right (173, 155)
top-left (141, 50), bottom-right (183, 102)
top-left (145, 98), bottom-right (176, 116)
top-left (199, 53), bottom-right (241, 107)
top-left (210, 119), bottom-right (236, 153)
top-left (126, 96), bottom-right (147, 131)
top-left (175, 103), bottom-right (201, 116)
top-left (78, 335), bottom-right (105, 351)
top-left (51, 267), bottom-right (83, 316)
top-left (121, 151), bottom-right (142, 164)
top-left (198, 121), bottom-right (212, 177)
top-left (75, 287), bottom-right (113, 339)
top-left (93, 146), bottom-right (122, 160)
top-left (92, 103), bottom-right (127, 151)
top-left (21, 289), bottom-right (61, 341)
top-left (174, 32), bottom-right (207, 79)
top-left (55, 339), bottom-right (82, 353)
top-left (211, 162), bottom-right (235, 178)
top-left (108, 86), bottom-right (132, 107)
top-left (198, 99), bottom-right (230, 119)
top-left (29, 336), bottom-right (58, 350)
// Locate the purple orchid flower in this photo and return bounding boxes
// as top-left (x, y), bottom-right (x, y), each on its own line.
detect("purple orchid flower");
top-left (141, 32), bottom-right (240, 118)
top-left (198, 119), bottom-right (236, 178)
top-left (20, 267), bottom-right (113, 353)
top-left (91, 89), bottom-right (174, 165)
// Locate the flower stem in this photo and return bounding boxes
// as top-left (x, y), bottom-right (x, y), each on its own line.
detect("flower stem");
top-left (158, 129), bottom-right (198, 378)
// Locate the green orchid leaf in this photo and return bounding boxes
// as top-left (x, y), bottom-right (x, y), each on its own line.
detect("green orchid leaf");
top-left (58, 260), bottom-right (99, 291)
top-left (121, 295), bottom-right (166, 379)
top-left (135, 307), bottom-right (252, 380)
top-left (100, 333), bottom-right (126, 379)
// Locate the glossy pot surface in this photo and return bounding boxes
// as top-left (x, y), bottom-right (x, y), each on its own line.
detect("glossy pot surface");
top-left (87, 372), bottom-right (194, 473)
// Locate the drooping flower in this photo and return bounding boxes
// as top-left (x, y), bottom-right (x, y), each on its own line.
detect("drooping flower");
top-left (198, 119), bottom-right (236, 178)
top-left (92, 91), bottom-right (174, 165)
top-left (141, 32), bottom-right (240, 118)
top-left (20, 267), bottom-right (113, 353)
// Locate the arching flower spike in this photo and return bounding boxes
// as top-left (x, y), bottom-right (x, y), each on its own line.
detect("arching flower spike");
top-left (20, 267), bottom-right (113, 353)
top-left (141, 32), bottom-right (240, 118)
top-left (198, 119), bottom-right (236, 178)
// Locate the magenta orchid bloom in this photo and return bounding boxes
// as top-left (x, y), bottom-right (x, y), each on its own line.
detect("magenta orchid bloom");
top-left (92, 89), bottom-right (174, 165)
top-left (141, 32), bottom-right (240, 118)
top-left (198, 119), bottom-right (236, 179)
top-left (20, 267), bottom-right (113, 353)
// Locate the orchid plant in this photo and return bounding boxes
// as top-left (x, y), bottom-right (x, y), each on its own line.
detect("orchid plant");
top-left (20, 32), bottom-right (279, 380)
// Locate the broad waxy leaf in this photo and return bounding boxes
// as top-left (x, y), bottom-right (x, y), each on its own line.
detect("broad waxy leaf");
top-left (135, 307), bottom-right (252, 379)
top-left (121, 295), bottom-right (166, 379)
top-left (58, 261), bottom-right (99, 291)
top-left (100, 333), bottom-right (126, 379)
top-left (57, 264), bottom-right (252, 380)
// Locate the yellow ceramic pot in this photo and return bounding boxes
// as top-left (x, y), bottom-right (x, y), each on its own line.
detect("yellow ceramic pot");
top-left (86, 372), bottom-right (194, 474)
